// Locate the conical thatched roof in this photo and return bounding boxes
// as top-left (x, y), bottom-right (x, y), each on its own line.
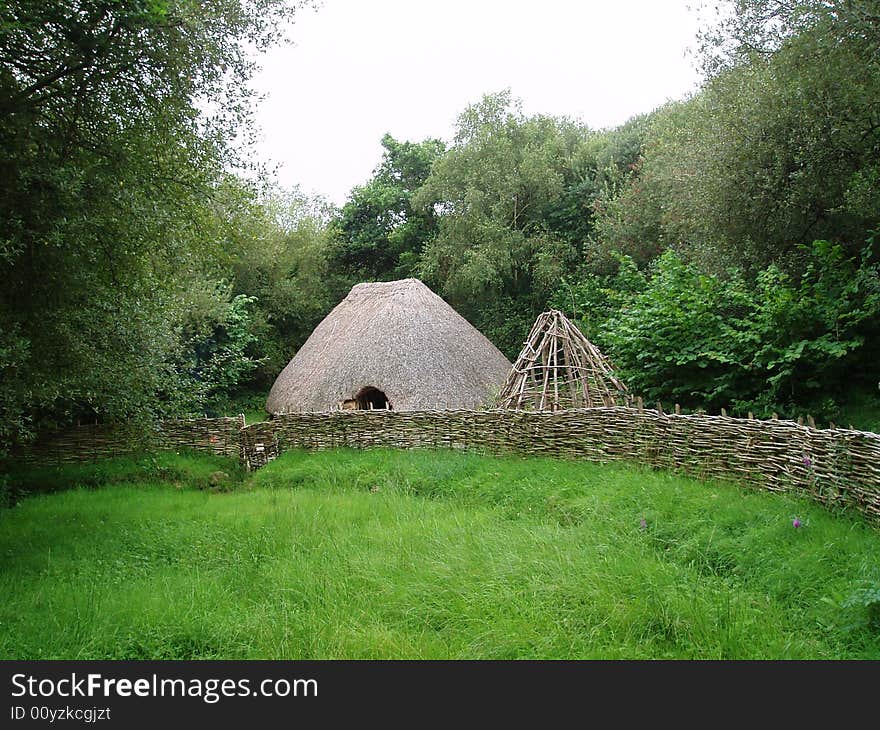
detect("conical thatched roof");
top-left (266, 278), bottom-right (512, 413)
top-left (496, 309), bottom-right (627, 411)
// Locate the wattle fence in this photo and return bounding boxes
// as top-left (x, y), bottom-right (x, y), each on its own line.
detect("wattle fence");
top-left (11, 415), bottom-right (245, 464)
top-left (8, 408), bottom-right (880, 524)
top-left (239, 408), bottom-right (880, 523)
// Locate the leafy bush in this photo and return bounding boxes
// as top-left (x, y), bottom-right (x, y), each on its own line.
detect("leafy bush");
top-left (556, 240), bottom-right (880, 420)
top-left (842, 584), bottom-right (880, 632)
top-left (174, 285), bottom-right (262, 417)
top-left (745, 241), bottom-right (880, 416)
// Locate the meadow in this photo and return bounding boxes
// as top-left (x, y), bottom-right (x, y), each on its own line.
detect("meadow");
top-left (1, 448), bottom-right (878, 659)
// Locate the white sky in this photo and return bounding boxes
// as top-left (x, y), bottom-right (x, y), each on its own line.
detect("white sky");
top-left (250, 0), bottom-right (705, 206)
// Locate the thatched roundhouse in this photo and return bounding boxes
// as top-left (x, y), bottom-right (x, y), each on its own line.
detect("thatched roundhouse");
top-left (266, 278), bottom-right (512, 413)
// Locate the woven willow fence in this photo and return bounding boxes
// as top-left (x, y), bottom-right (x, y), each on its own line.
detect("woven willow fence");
top-left (240, 408), bottom-right (880, 523)
top-left (10, 408), bottom-right (880, 524)
top-left (13, 415), bottom-right (245, 464)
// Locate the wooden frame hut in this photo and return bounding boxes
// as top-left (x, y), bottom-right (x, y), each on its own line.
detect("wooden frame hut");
top-left (496, 309), bottom-right (627, 411)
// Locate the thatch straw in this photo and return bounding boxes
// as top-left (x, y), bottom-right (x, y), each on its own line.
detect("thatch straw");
top-left (497, 310), bottom-right (628, 410)
top-left (266, 278), bottom-right (512, 413)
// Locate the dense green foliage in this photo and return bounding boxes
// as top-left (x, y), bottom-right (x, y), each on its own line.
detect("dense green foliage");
top-left (214, 180), bottom-right (335, 394)
top-left (0, 0), bottom-right (307, 448)
top-left (602, 1), bottom-right (880, 272)
top-left (328, 133), bottom-right (445, 283)
top-left (558, 241), bottom-right (880, 419)
top-left (414, 92), bottom-right (597, 353)
top-left (3, 0), bottom-right (879, 450)
top-left (2, 449), bottom-right (878, 659)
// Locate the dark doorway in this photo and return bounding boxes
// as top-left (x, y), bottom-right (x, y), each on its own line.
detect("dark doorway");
top-left (354, 386), bottom-right (391, 410)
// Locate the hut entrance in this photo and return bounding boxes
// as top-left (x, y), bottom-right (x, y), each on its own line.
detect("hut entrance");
top-left (354, 386), bottom-right (391, 410)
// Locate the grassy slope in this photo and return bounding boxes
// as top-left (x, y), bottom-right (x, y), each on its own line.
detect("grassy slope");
top-left (1, 449), bottom-right (878, 659)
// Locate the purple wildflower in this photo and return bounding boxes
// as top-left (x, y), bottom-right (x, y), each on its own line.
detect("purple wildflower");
top-left (639, 518), bottom-right (648, 530)
top-left (792, 518), bottom-right (802, 529)
top-left (803, 456), bottom-right (812, 468)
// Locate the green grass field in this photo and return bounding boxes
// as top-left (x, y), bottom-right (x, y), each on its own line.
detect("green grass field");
top-left (1, 448), bottom-right (879, 659)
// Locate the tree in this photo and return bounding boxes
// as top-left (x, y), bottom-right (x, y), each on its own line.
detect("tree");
top-left (597, 0), bottom-right (880, 272)
top-left (215, 179), bottom-right (336, 391)
top-left (414, 91), bottom-right (596, 356)
top-left (0, 0), bottom-right (310, 449)
top-left (328, 133), bottom-right (445, 282)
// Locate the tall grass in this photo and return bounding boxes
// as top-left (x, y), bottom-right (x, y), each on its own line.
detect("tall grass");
top-left (1, 448), bottom-right (878, 659)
